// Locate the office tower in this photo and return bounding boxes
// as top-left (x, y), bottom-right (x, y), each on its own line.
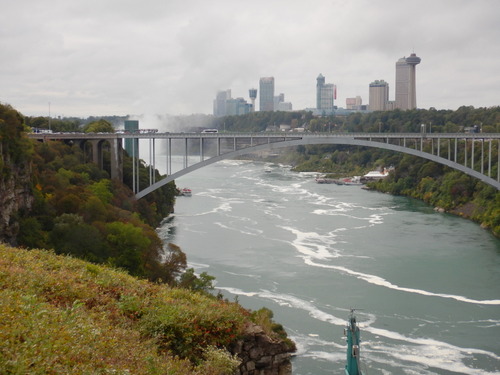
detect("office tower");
top-left (274, 93), bottom-right (284, 110)
top-left (316, 74), bottom-right (335, 112)
top-left (213, 89), bottom-right (231, 117)
top-left (124, 120), bottom-right (139, 156)
top-left (276, 101), bottom-right (293, 111)
top-left (369, 80), bottom-right (389, 111)
top-left (249, 88), bottom-right (257, 112)
top-left (226, 98), bottom-right (252, 116)
top-left (273, 93), bottom-right (292, 111)
top-left (346, 96), bottom-right (363, 110)
top-left (395, 53), bottom-right (421, 110)
top-left (259, 77), bottom-right (275, 111)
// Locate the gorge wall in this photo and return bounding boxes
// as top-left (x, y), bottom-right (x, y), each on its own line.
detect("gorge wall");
top-left (0, 153), bottom-right (33, 245)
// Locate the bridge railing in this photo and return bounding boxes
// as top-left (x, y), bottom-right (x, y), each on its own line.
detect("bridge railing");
top-left (28, 132), bottom-right (500, 195)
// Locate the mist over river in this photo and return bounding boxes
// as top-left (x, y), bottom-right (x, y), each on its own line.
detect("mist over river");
top-left (157, 158), bottom-right (500, 375)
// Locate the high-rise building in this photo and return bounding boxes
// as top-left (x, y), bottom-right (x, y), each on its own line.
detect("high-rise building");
top-left (226, 98), bottom-right (252, 116)
top-left (346, 96), bottom-right (363, 110)
top-left (395, 53), bottom-right (421, 110)
top-left (213, 89), bottom-right (231, 117)
top-left (274, 93), bottom-right (284, 110)
top-left (369, 80), bottom-right (389, 111)
top-left (259, 77), bottom-right (275, 111)
top-left (316, 74), bottom-right (335, 113)
top-left (272, 93), bottom-right (293, 112)
top-left (276, 101), bottom-right (293, 111)
top-left (249, 88), bottom-right (257, 112)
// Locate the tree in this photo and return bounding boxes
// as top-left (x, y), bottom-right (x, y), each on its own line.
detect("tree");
top-left (83, 119), bottom-right (115, 133)
top-left (159, 243), bottom-right (187, 285)
top-left (179, 268), bottom-right (215, 294)
top-left (49, 213), bottom-right (107, 262)
top-left (0, 103), bottom-right (33, 164)
top-left (105, 221), bottom-right (150, 277)
top-left (89, 179), bottom-right (113, 204)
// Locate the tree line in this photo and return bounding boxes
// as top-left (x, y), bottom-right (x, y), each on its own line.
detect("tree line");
top-left (213, 106), bottom-right (499, 134)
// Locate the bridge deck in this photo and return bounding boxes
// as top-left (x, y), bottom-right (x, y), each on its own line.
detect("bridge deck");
top-left (28, 132), bottom-right (500, 197)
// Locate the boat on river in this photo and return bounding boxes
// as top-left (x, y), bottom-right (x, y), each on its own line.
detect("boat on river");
top-left (344, 309), bottom-right (365, 375)
top-left (179, 188), bottom-right (192, 196)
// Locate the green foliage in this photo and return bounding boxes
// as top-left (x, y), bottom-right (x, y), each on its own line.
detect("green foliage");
top-left (83, 119), bottom-right (115, 133)
top-left (17, 216), bottom-right (48, 249)
top-left (15, 134), bottom-right (180, 283)
top-left (158, 243), bottom-right (188, 285)
top-left (179, 268), bottom-right (215, 294)
top-left (25, 116), bottom-right (82, 133)
top-left (105, 221), bottom-right (150, 277)
top-left (88, 179), bottom-right (113, 204)
top-left (251, 307), bottom-right (275, 334)
top-left (213, 110), bottom-right (311, 132)
top-left (197, 346), bottom-right (241, 375)
top-left (0, 244), bottom-right (254, 374)
top-left (139, 288), bottom-right (248, 362)
top-left (0, 104), bottom-right (34, 172)
top-left (368, 154), bottom-right (500, 236)
top-left (50, 214), bottom-right (107, 263)
top-left (211, 105), bottom-right (497, 135)
top-left (251, 308), bottom-right (296, 351)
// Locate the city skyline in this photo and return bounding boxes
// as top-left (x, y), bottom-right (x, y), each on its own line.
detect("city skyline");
top-left (1, 0), bottom-right (499, 121)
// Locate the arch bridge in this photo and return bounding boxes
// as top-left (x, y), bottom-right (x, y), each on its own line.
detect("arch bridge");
top-left (28, 132), bottom-right (500, 198)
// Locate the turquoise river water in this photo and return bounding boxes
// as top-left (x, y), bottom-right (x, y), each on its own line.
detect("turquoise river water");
top-left (157, 159), bottom-right (500, 375)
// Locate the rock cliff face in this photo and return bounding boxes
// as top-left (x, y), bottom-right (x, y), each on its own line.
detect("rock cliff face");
top-left (0, 156), bottom-right (33, 245)
top-left (0, 104), bottom-right (35, 245)
top-left (230, 324), bottom-right (296, 375)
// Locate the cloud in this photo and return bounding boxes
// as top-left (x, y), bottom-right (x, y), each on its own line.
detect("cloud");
top-left (1, 0), bottom-right (499, 117)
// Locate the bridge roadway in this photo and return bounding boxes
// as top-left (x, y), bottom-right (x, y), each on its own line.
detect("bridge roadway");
top-left (28, 132), bottom-right (500, 198)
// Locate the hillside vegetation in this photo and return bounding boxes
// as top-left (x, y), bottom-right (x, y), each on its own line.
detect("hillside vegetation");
top-left (0, 244), bottom-right (247, 374)
top-left (1, 103), bottom-right (183, 284)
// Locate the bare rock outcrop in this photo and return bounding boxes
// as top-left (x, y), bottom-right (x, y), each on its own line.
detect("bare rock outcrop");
top-left (229, 324), bottom-right (296, 375)
top-left (0, 156), bottom-right (33, 245)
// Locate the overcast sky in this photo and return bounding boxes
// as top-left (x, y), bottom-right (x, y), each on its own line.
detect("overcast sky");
top-left (1, 0), bottom-right (499, 119)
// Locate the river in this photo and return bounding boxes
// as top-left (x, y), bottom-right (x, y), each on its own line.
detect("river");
top-left (156, 158), bottom-right (500, 375)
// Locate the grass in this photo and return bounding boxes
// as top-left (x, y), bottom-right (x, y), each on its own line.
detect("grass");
top-left (0, 244), bottom-right (247, 374)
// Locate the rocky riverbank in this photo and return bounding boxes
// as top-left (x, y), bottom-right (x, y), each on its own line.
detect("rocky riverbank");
top-left (230, 324), bottom-right (296, 375)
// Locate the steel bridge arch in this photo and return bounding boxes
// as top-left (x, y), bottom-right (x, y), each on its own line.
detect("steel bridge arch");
top-left (136, 137), bottom-right (500, 199)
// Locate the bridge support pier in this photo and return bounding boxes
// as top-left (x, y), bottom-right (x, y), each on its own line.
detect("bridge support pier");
top-left (109, 138), bottom-right (123, 181)
top-left (88, 139), bottom-right (123, 181)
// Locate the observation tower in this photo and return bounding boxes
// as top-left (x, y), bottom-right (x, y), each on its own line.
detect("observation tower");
top-left (249, 88), bottom-right (257, 112)
top-left (395, 53), bottom-right (421, 110)
top-left (406, 53), bottom-right (421, 109)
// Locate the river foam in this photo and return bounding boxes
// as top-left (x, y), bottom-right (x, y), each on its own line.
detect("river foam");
top-left (304, 258), bottom-right (500, 306)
